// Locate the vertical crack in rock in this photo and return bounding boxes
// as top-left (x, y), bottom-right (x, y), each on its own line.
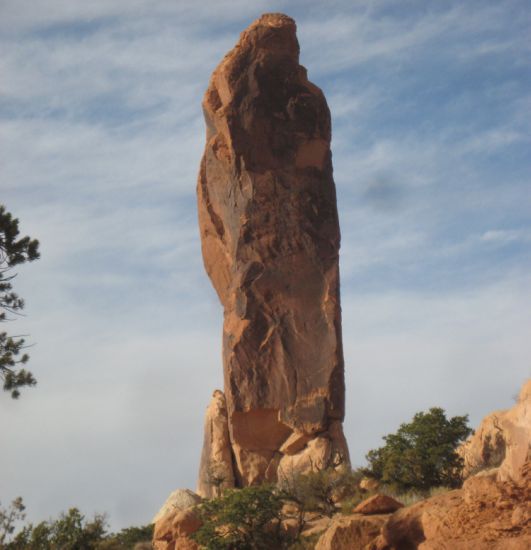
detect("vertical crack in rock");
top-left (197, 13), bottom-right (350, 493)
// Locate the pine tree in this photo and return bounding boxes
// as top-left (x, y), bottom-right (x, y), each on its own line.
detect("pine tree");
top-left (0, 204), bottom-right (40, 398)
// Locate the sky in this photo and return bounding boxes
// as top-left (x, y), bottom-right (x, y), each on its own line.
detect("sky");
top-left (1, 0), bottom-right (530, 532)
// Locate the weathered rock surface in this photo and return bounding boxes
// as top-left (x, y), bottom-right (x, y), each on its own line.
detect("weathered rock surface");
top-left (354, 494), bottom-right (403, 515)
top-left (378, 468), bottom-right (531, 549)
top-left (197, 390), bottom-right (235, 498)
top-left (152, 489), bottom-right (202, 524)
top-left (315, 514), bottom-right (388, 550)
top-left (313, 380), bottom-right (531, 549)
top-left (153, 505), bottom-right (201, 550)
top-left (497, 379), bottom-right (531, 485)
top-left (459, 378), bottom-right (531, 485)
top-left (197, 12), bottom-right (349, 487)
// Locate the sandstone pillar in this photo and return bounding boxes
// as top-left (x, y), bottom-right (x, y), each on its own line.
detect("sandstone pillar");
top-left (197, 13), bottom-right (349, 491)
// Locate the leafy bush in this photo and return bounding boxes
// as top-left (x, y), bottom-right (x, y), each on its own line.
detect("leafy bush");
top-left (365, 407), bottom-right (473, 493)
top-left (5, 508), bottom-right (106, 550)
top-left (1, 502), bottom-right (153, 550)
top-left (339, 492), bottom-right (367, 515)
top-left (0, 498), bottom-right (26, 546)
top-left (96, 524), bottom-right (154, 549)
top-left (191, 485), bottom-right (296, 550)
top-left (279, 466), bottom-right (364, 518)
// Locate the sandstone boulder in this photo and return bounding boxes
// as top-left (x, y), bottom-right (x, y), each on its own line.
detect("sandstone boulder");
top-left (197, 12), bottom-right (349, 488)
top-left (458, 411), bottom-right (508, 476)
top-left (315, 513), bottom-right (387, 550)
top-left (458, 378), bottom-right (530, 485)
top-left (497, 379), bottom-right (531, 485)
top-left (152, 489), bottom-right (201, 524)
top-left (197, 390), bottom-right (235, 498)
top-left (379, 466), bottom-right (531, 549)
top-left (354, 494), bottom-right (403, 515)
top-left (153, 506), bottom-right (201, 550)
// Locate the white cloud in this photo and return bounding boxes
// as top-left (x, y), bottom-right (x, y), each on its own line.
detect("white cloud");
top-left (481, 229), bottom-right (531, 245)
top-left (461, 128), bottom-right (529, 154)
top-left (342, 275), bottom-right (531, 465)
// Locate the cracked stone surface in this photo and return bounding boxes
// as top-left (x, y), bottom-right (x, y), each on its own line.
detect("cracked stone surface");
top-left (197, 13), bottom-right (349, 488)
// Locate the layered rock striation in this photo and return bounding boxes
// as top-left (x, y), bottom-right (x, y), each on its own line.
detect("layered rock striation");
top-left (197, 13), bottom-right (349, 494)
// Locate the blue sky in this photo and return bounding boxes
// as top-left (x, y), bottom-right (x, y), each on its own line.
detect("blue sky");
top-left (1, 0), bottom-right (530, 532)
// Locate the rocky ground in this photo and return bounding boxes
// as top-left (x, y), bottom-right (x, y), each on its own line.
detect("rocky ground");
top-left (153, 380), bottom-right (530, 549)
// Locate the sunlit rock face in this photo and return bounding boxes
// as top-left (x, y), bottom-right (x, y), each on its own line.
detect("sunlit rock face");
top-left (458, 378), bottom-right (531, 486)
top-left (197, 13), bottom-right (349, 489)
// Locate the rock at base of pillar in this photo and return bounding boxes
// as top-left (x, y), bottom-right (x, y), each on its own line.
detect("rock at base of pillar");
top-left (197, 390), bottom-right (235, 498)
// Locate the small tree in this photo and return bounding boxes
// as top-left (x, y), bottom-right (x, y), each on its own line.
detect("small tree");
top-left (2, 502), bottom-right (153, 550)
top-left (205, 464), bottom-right (230, 498)
top-left (96, 524), bottom-right (154, 549)
top-left (0, 497), bottom-right (26, 546)
top-left (192, 485), bottom-right (296, 550)
top-left (365, 407), bottom-right (473, 493)
top-left (5, 508), bottom-right (107, 550)
top-left (0, 205), bottom-right (40, 398)
top-left (278, 464), bottom-right (362, 518)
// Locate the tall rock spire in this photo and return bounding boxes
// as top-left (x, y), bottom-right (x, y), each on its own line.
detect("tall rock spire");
top-left (197, 13), bottom-right (349, 495)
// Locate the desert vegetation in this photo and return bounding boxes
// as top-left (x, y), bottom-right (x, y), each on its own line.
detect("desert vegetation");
top-left (1, 407), bottom-right (473, 550)
top-left (0, 501), bottom-right (152, 550)
top-left (186, 408), bottom-right (473, 550)
top-left (0, 205), bottom-right (40, 398)
top-left (364, 407), bottom-right (473, 493)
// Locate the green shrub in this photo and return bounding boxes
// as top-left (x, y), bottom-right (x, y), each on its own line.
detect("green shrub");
top-left (96, 524), bottom-right (154, 549)
top-left (1, 502), bottom-right (153, 550)
top-left (0, 498), bottom-right (26, 546)
top-left (5, 508), bottom-right (106, 550)
top-left (365, 407), bottom-right (473, 493)
top-left (339, 493), bottom-right (365, 515)
top-left (191, 485), bottom-right (296, 550)
top-left (279, 465), bottom-right (364, 518)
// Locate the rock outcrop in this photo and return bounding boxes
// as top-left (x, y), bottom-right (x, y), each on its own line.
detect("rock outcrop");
top-left (378, 468), bottom-right (531, 549)
top-left (312, 467), bottom-right (531, 550)
top-left (459, 378), bottom-right (531, 485)
top-left (312, 380), bottom-right (531, 549)
top-left (152, 489), bottom-right (202, 524)
top-left (197, 391), bottom-right (235, 498)
top-left (353, 494), bottom-right (403, 515)
top-left (153, 507), bottom-right (201, 550)
top-left (315, 514), bottom-right (388, 550)
top-left (197, 12), bottom-right (349, 488)
top-left (498, 379), bottom-right (531, 485)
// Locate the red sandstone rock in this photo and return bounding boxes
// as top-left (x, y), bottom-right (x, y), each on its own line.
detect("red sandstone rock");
top-left (153, 506), bottom-right (201, 550)
top-left (458, 378), bottom-right (531, 485)
top-left (152, 489), bottom-right (202, 524)
top-left (497, 379), bottom-right (531, 485)
top-left (315, 513), bottom-right (387, 550)
top-left (379, 467), bottom-right (531, 549)
top-left (354, 494), bottom-right (403, 515)
top-left (197, 12), bottom-right (349, 487)
top-left (197, 390), bottom-right (235, 498)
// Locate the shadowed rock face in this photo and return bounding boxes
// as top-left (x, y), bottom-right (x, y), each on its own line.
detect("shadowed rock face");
top-left (197, 13), bottom-right (349, 490)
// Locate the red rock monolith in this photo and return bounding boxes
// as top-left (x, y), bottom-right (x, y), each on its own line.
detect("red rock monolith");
top-left (197, 13), bottom-right (349, 489)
